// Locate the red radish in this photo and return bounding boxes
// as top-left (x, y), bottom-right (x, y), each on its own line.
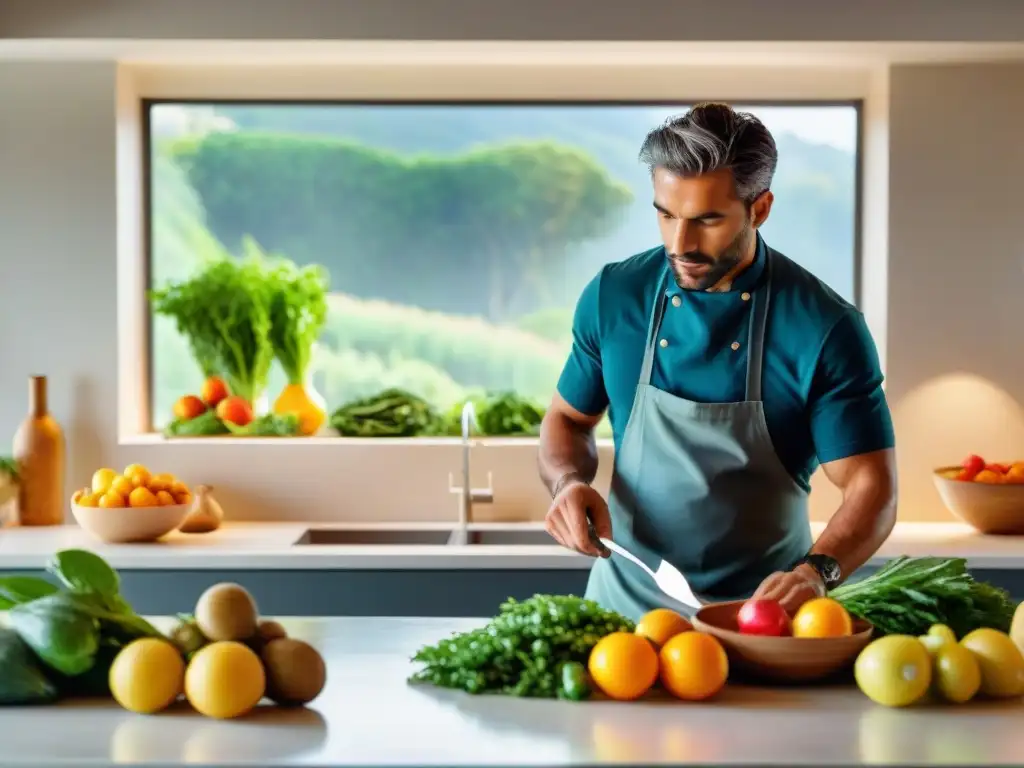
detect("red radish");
top-left (737, 599), bottom-right (791, 636)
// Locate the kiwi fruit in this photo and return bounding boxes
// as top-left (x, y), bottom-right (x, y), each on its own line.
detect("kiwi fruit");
top-left (194, 583), bottom-right (259, 642)
top-left (246, 619), bottom-right (289, 653)
top-left (260, 638), bottom-right (327, 706)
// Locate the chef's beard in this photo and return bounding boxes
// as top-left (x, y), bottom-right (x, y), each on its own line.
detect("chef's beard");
top-left (668, 224), bottom-right (753, 292)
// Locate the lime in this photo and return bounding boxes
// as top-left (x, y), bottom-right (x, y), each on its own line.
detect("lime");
top-left (854, 635), bottom-right (931, 707)
top-left (109, 638), bottom-right (185, 714)
top-left (932, 643), bottom-right (981, 703)
top-left (960, 628), bottom-right (1024, 698)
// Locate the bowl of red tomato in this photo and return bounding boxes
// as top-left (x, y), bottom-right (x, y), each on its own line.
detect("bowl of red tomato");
top-left (933, 454), bottom-right (1024, 534)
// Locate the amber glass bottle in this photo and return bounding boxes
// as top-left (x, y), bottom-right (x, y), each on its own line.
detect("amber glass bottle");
top-left (12, 375), bottom-right (65, 526)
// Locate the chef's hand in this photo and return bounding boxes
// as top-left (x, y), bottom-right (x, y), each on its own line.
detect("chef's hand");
top-left (751, 564), bottom-right (825, 615)
top-left (545, 479), bottom-right (611, 557)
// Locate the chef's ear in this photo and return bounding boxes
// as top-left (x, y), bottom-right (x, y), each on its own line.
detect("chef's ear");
top-left (749, 190), bottom-right (774, 229)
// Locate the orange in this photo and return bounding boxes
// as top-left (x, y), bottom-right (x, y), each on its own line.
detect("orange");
top-left (792, 597), bottom-right (854, 638)
top-left (659, 631), bottom-right (729, 700)
top-left (98, 491), bottom-right (126, 508)
top-left (110, 475), bottom-right (135, 497)
top-left (128, 486), bottom-right (159, 508)
top-left (588, 631), bottom-right (659, 701)
top-left (635, 608), bottom-right (692, 648)
top-left (974, 470), bottom-right (1004, 485)
top-left (156, 490), bottom-right (177, 506)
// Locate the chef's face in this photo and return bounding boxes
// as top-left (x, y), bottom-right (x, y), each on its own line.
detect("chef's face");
top-left (653, 167), bottom-right (773, 291)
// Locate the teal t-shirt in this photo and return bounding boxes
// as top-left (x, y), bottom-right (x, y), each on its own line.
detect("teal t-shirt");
top-left (556, 236), bottom-right (895, 491)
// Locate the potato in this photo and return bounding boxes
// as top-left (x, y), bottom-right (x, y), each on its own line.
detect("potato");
top-left (260, 638), bottom-right (326, 706)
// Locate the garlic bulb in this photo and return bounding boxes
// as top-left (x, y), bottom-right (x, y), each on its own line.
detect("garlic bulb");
top-left (178, 484), bottom-right (223, 534)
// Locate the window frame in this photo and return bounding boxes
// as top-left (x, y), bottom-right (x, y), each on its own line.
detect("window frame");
top-left (139, 94), bottom-right (864, 440)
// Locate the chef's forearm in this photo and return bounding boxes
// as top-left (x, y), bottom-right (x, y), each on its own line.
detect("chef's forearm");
top-left (538, 411), bottom-right (599, 497)
top-left (811, 456), bottom-right (897, 582)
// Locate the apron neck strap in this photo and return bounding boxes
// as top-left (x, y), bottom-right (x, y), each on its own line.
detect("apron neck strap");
top-left (638, 268), bottom-right (672, 387)
top-left (744, 249), bottom-right (772, 402)
top-left (639, 249), bottom-right (774, 400)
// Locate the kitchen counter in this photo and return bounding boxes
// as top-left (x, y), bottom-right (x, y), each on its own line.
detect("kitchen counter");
top-left (0, 615), bottom-right (1021, 767)
top-left (1, 520), bottom-right (1023, 570)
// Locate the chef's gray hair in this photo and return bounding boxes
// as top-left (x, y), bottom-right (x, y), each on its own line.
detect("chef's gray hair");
top-left (639, 102), bottom-right (778, 205)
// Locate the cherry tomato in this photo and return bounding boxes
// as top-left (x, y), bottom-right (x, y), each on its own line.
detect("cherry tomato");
top-left (960, 454), bottom-right (985, 480)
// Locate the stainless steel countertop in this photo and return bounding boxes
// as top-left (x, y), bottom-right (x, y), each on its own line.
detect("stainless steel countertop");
top-left (1, 615), bottom-right (1022, 766)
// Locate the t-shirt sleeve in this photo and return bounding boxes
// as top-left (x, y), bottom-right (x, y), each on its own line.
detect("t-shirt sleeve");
top-left (555, 270), bottom-right (610, 416)
top-left (807, 310), bottom-right (895, 464)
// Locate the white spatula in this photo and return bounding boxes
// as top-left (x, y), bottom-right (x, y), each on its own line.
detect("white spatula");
top-left (587, 520), bottom-right (705, 611)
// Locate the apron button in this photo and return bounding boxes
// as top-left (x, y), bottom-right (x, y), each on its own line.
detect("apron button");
top-left (659, 339), bottom-right (669, 349)
top-left (731, 341), bottom-right (741, 351)
top-left (671, 296), bottom-right (682, 307)
top-left (741, 292), bottom-right (751, 301)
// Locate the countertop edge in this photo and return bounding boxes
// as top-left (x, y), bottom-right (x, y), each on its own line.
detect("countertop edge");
top-left (1, 521), bottom-right (1023, 570)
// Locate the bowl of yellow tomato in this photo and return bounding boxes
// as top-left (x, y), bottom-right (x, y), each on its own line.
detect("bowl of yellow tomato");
top-left (70, 464), bottom-right (193, 543)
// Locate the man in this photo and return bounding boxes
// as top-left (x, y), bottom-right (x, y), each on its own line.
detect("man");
top-left (537, 102), bottom-right (897, 621)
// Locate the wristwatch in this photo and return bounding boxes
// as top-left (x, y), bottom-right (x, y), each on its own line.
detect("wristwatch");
top-left (796, 553), bottom-right (843, 590)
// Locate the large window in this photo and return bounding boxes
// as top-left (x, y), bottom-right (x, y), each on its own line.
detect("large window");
top-left (145, 101), bottom-right (859, 437)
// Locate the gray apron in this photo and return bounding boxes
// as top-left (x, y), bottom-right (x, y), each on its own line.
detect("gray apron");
top-left (585, 248), bottom-right (812, 621)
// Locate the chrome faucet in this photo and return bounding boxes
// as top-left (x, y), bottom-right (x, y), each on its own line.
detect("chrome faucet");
top-left (447, 400), bottom-right (494, 544)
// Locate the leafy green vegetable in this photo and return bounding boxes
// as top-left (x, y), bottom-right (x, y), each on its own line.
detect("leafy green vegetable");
top-left (330, 388), bottom-right (443, 437)
top-left (1, 549), bottom-right (162, 683)
top-left (266, 259), bottom-right (329, 385)
top-left (829, 555), bottom-right (1018, 638)
top-left (475, 392), bottom-right (546, 436)
top-left (149, 244), bottom-right (275, 404)
top-left (8, 593), bottom-right (102, 676)
top-left (224, 412), bottom-right (301, 437)
top-left (0, 457), bottom-right (19, 482)
top-left (0, 627), bottom-right (59, 705)
top-left (0, 575), bottom-right (58, 610)
top-left (408, 594), bottom-right (633, 698)
top-left (164, 409), bottom-right (230, 437)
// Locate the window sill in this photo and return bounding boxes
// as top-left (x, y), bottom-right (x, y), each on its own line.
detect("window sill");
top-left (118, 433), bottom-right (616, 449)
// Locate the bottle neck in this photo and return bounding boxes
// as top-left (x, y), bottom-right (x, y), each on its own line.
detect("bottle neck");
top-left (29, 376), bottom-right (47, 418)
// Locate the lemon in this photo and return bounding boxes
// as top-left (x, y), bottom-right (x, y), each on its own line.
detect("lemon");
top-left (932, 643), bottom-right (981, 703)
top-left (919, 624), bottom-right (957, 656)
top-left (960, 628), bottom-right (1024, 698)
top-left (109, 638), bottom-right (185, 714)
top-left (185, 641), bottom-right (266, 719)
top-left (854, 635), bottom-right (932, 707)
top-left (91, 468), bottom-right (118, 495)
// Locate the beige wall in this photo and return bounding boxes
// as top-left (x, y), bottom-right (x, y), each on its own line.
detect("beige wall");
top-left (3, 0), bottom-right (1023, 42)
top-left (1, 58), bottom-right (1022, 526)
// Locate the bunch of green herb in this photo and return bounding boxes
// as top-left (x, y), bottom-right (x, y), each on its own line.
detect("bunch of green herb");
top-left (330, 388), bottom-right (443, 437)
top-left (0, 457), bottom-right (19, 508)
top-left (149, 246), bottom-right (275, 404)
top-left (0, 457), bottom-right (19, 482)
top-left (408, 594), bottom-right (633, 699)
top-left (266, 259), bottom-right (329, 386)
top-left (0, 549), bottom-right (164, 702)
top-left (829, 555), bottom-right (1018, 638)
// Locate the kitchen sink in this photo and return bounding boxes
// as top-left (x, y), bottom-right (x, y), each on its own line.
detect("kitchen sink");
top-left (294, 528), bottom-right (455, 546)
top-left (462, 529), bottom-right (555, 546)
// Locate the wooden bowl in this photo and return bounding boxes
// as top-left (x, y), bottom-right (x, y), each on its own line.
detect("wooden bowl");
top-left (70, 502), bottom-right (190, 543)
top-left (933, 467), bottom-right (1024, 534)
top-left (690, 600), bottom-right (874, 683)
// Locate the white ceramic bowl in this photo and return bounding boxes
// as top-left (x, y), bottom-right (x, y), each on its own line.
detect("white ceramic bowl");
top-left (70, 502), bottom-right (190, 543)
top-left (933, 466), bottom-right (1024, 534)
